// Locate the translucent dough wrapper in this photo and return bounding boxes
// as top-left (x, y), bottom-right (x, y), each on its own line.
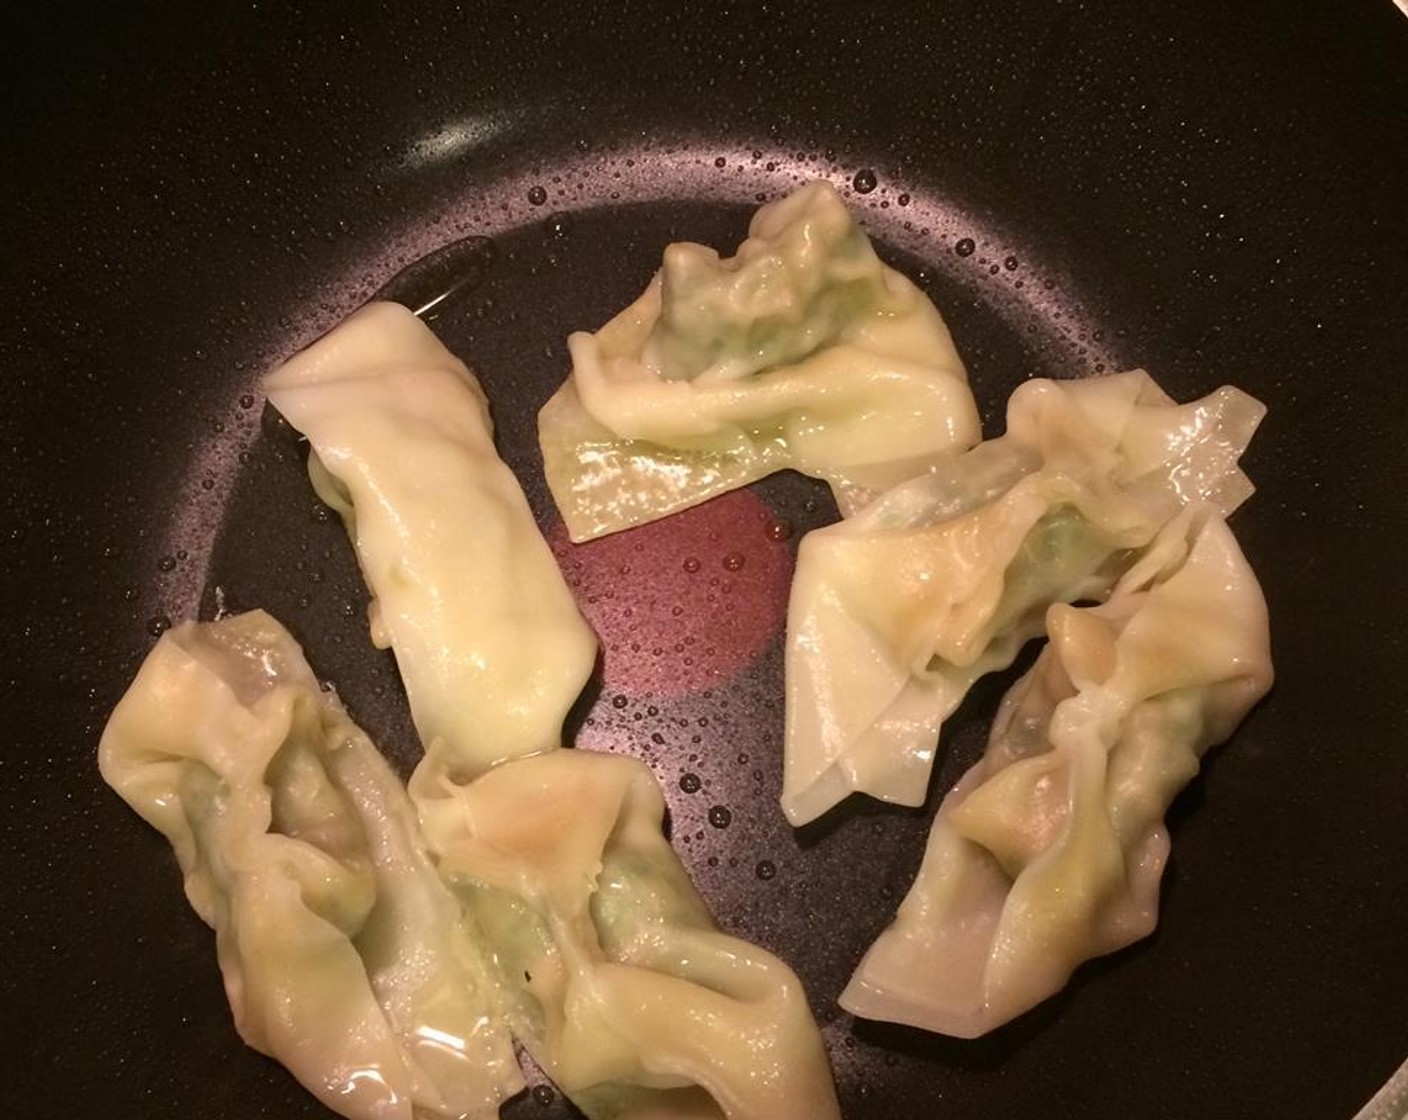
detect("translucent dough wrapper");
top-left (783, 369), bottom-right (1266, 825)
top-left (411, 748), bottom-right (841, 1120)
top-left (841, 510), bottom-right (1274, 1036)
top-left (97, 610), bottom-right (523, 1120)
top-left (539, 180), bottom-right (981, 541)
top-left (264, 301), bottom-right (599, 776)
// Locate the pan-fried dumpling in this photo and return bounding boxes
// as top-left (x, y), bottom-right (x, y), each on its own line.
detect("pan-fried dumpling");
top-left (783, 370), bottom-right (1265, 825)
top-left (539, 180), bottom-right (981, 540)
top-left (264, 302), bottom-right (598, 776)
top-left (840, 509), bottom-right (1274, 1037)
top-left (410, 748), bottom-right (841, 1120)
top-left (97, 610), bottom-right (523, 1120)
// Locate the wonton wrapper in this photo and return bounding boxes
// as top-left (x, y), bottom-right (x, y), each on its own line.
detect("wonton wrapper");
top-left (783, 369), bottom-right (1265, 825)
top-left (412, 749), bottom-right (842, 1120)
top-left (841, 510), bottom-right (1274, 1036)
top-left (98, 610), bottom-right (522, 1120)
top-left (540, 180), bottom-right (981, 541)
top-left (265, 301), bottom-right (599, 777)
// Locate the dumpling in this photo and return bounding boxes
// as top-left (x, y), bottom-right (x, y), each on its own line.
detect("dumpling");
top-left (264, 301), bottom-right (599, 776)
top-left (840, 509), bottom-right (1274, 1036)
top-left (783, 369), bottom-right (1266, 825)
top-left (97, 610), bottom-right (523, 1120)
top-left (539, 180), bottom-right (981, 541)
top-left (412, 748), bottom-right (842, 1120)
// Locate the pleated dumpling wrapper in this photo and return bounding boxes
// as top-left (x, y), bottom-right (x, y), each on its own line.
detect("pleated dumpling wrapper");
top-left (783, 369), bottom-right (1265, 825)
top-left (841, 508), bottom-right (1273, 1036)
top-left (410, 748), bottom-right (842, 1120)
top-left (539, 179), bottom-right (981, 541)
top-left (97, 610), bottom-right (523, 1120)
top-left (264, 301), bottom-right (598, 777)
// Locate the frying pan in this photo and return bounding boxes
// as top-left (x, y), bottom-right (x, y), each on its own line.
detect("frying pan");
top-left (5, 2), bottom-right (1408, 1117)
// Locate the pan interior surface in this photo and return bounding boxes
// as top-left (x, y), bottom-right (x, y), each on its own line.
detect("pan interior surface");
top-left (123, 157), bottom-right (1406, 1119)
top-left (188, 169), bottom-right (1119, 1120)
top-left (6, 4), bottom-right (1408, 1119)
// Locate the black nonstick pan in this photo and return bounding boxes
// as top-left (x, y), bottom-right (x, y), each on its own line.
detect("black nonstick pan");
top-left (6, 3), bottom-right (1408, 1118)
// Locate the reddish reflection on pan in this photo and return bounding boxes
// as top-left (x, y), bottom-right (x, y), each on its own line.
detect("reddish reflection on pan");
top-left (549, 489), bottom-right (793, 698)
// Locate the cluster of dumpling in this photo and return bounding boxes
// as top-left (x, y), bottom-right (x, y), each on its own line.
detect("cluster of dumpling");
top-left (100, 301), bottom-right (841, 1120)
top-left (100, 178), bottom-right (1275, 1120)
top-left (540, 180), bottom-right (1274, 1039)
